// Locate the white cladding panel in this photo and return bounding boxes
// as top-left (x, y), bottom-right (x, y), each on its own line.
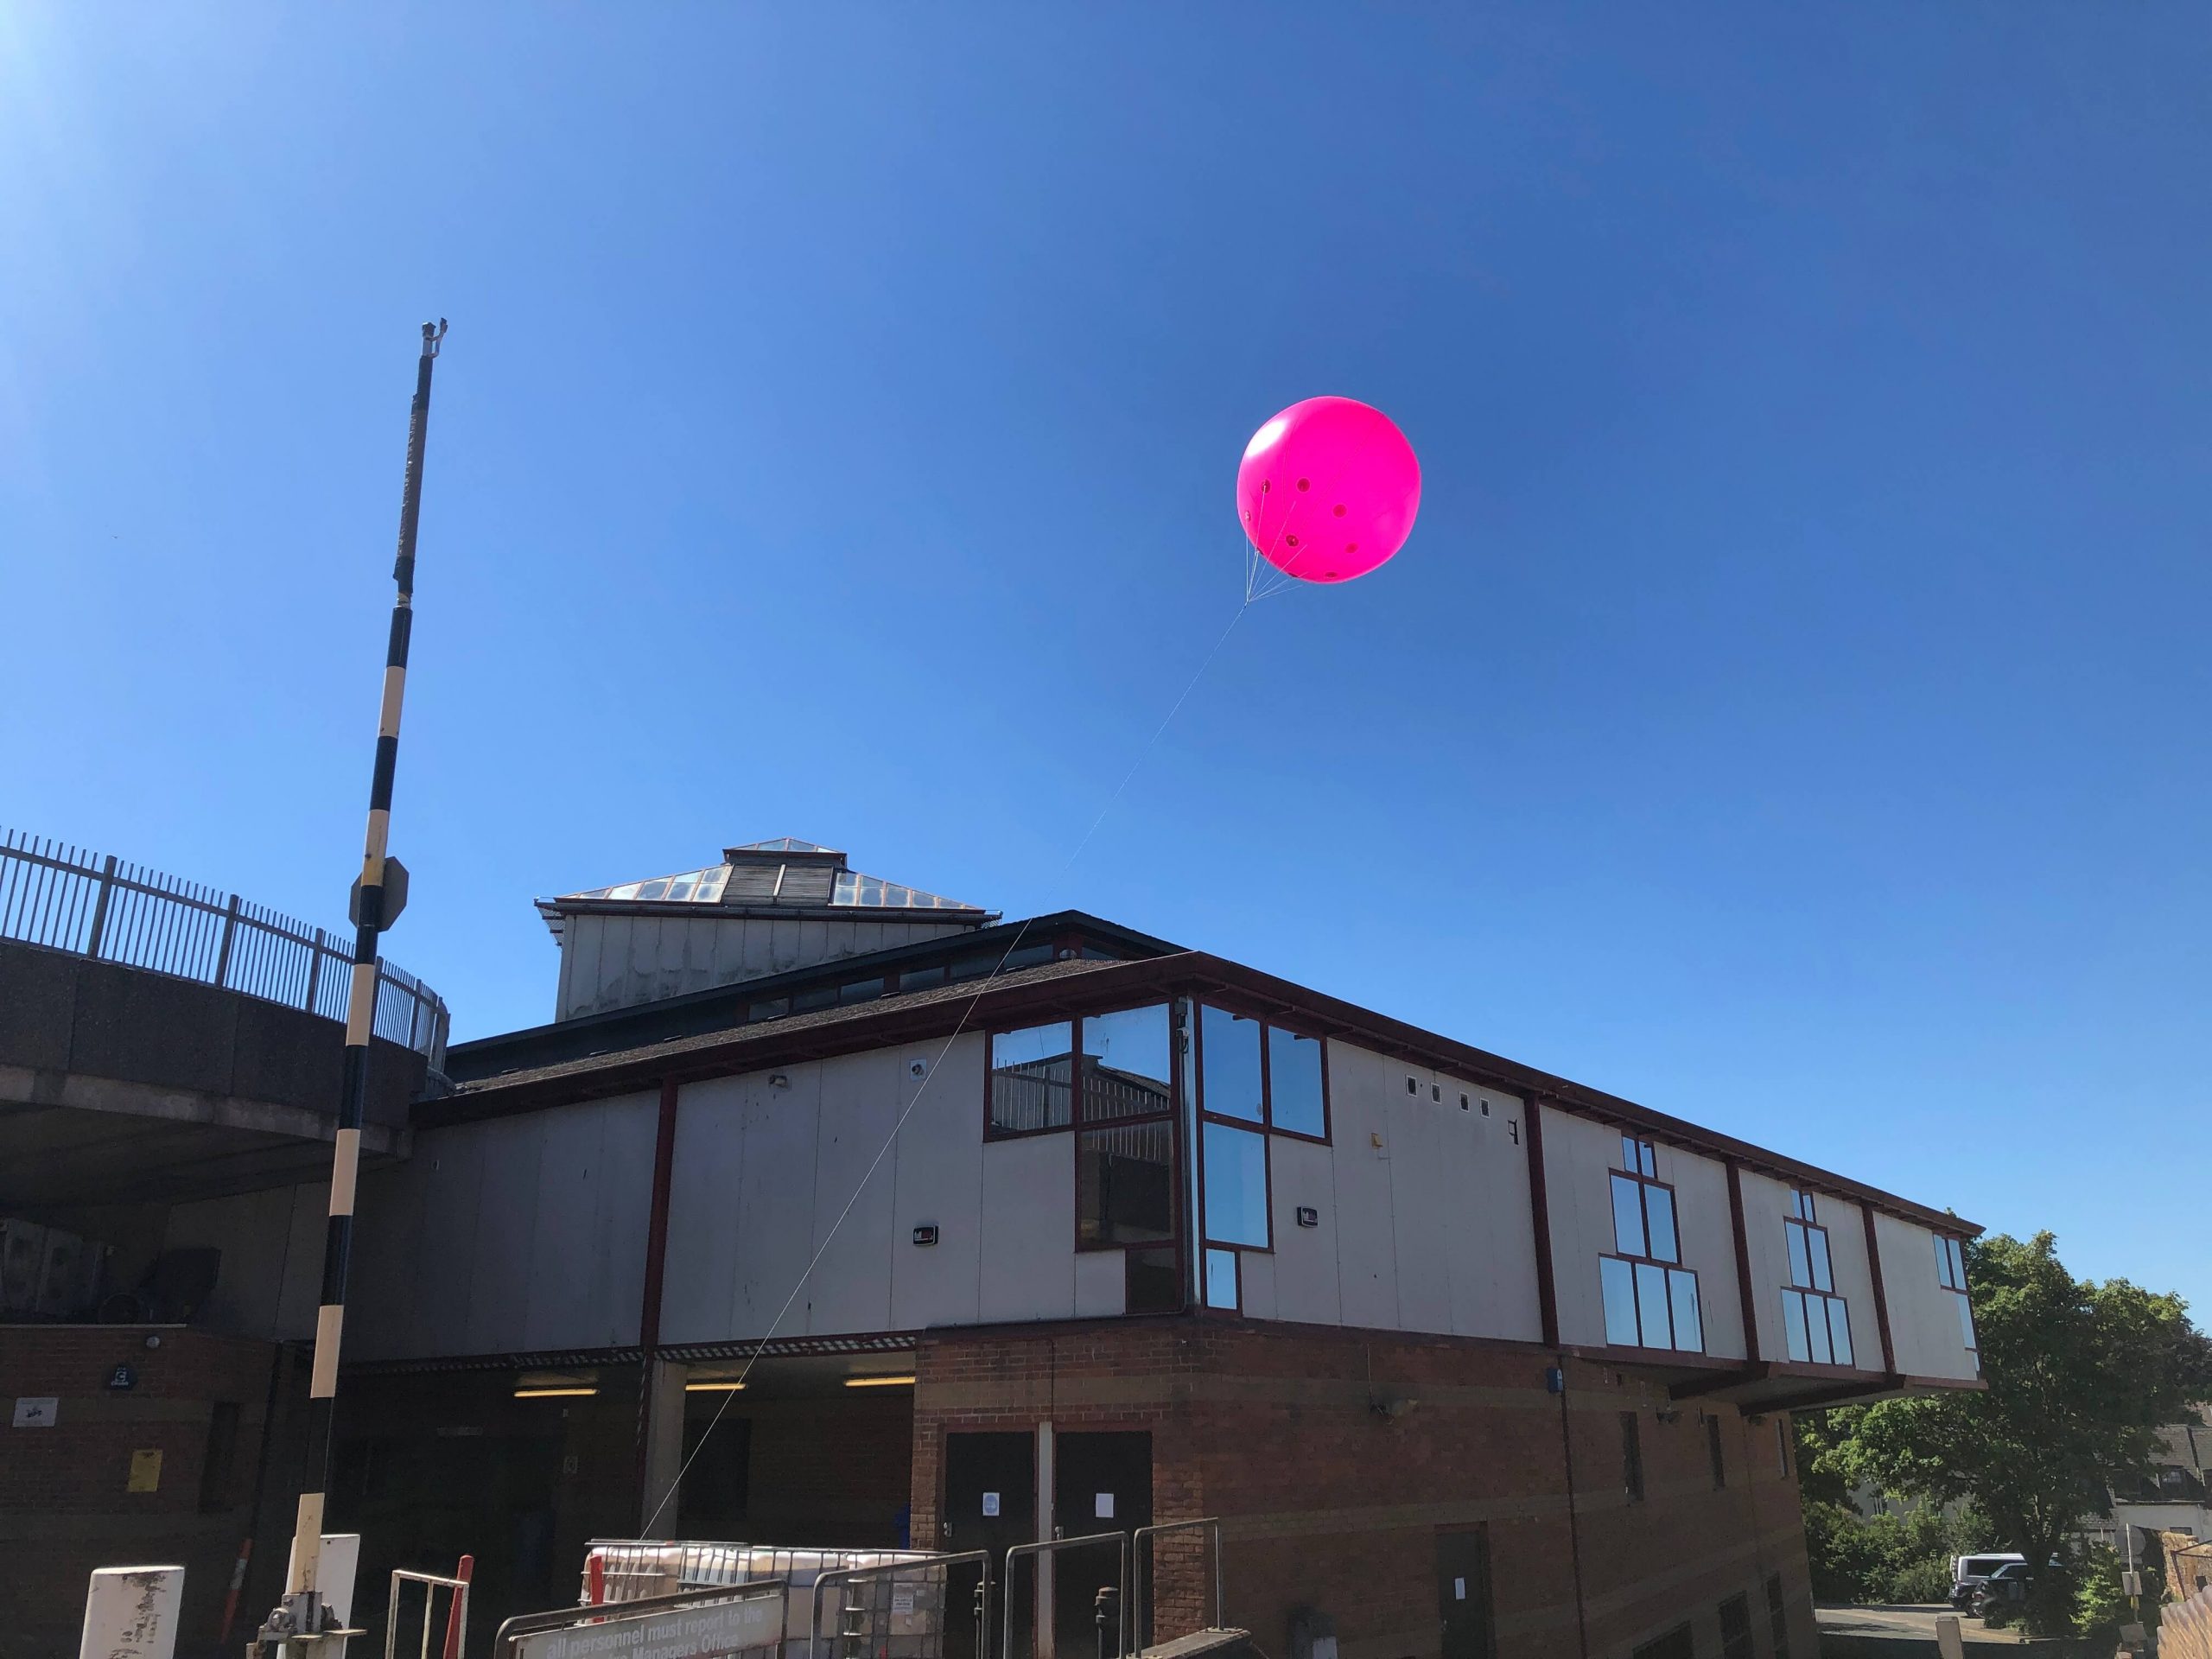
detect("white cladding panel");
top-left (1266, 1136), bottom-right (1342, 1325)
top-left (1246, 1042), bottom-right (1539, 1342)
top-left (1823, 1198), bottom-right (1880, 1369)
top-left (1738, 1169), bottom-right (1796, 1359)
top-left (1873, 1211), bottom-right (1981, 1381)
top-left (346, 1092), bottom-right (656, 1360)
top-left (980, 1135), bottom-right (1078, 1323)
top-left (556, 913), bottom-right (975, 1018)
top-left (658, 1039), bottom-right (993, 1344)
top-left (1669, 1147), bottom-right (1745, 1361)
top-left (1322, 1042), bottom-right (1399, 1329)
top-left (1074, 1249), bottom-right (1128, 1319)
top-left (1541, 1107), bottom-right (1621, 1348)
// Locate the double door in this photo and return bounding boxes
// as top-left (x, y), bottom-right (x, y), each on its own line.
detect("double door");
top-left (943, 1430), bottom-right (1154, 1659)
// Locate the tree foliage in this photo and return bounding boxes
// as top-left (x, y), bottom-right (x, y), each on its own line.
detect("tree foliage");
top-left (1815, 1231), bottom-right (2212, 1633)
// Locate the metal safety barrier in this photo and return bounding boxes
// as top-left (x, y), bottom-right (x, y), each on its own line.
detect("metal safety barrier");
top-left (1002, 1533), bottom-right (1128, 1659)
top-left (386, 1567), bottom-right (472, 1659)
top-left (1129, 1520), bottom-right (1224, 1650)
top-left (494, 1579), bottom-right (790, 1659)
top-left (0, 826), bottom-right (448, 1065)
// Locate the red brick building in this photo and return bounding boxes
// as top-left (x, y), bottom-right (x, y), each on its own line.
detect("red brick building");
top-left (7, 838), bottom-right (1982, 1659)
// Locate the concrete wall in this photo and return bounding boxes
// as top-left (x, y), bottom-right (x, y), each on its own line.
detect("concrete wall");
top-left (555, 912), bottom-right (976, 1020)
top-left (348, 1090), bottom-right (659, 1361)
top-left (1871, 1211), bottom-right (1980, 1382)
top-left (162, 1181), bottom-right (329, 1341)
top-left (1543, 1109), bottom-right (1746, 1359)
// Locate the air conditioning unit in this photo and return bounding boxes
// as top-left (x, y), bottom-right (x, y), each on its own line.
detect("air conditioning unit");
top-left (0, 1219), bottom-right (48, 1316)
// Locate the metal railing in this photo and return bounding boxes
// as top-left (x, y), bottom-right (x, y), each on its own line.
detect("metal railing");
top-left (386, 1567), bottom-right (472, 1659)
top-left (1129, 1520), bottom-right (1224, 1651)
top-left (494, 1580), bottom-right (790, 1659)
top-left (0, 827), bottom-right (448, 1067)
top-left (1002, 1534), bottom-right (1128, 1659)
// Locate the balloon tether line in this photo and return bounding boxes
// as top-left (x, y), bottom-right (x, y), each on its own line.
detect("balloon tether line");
top-left (639, 590), bottom-right (1254, 1536)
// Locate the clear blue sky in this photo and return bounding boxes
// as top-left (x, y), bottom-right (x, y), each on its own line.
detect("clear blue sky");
top-left (4, 8), bottom-right (2206, 1314)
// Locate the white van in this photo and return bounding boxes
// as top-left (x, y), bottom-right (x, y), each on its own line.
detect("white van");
top-left (1949, 1554), bottom-right (2024, 1608)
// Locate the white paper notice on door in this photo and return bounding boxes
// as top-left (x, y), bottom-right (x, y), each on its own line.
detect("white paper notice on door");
top-left (1453, 1578), bottom-right (1466, 1600)
top-left (1095, 1493), bottom-right (1114, 1519)
top-left (982, 1492), bottom-right (1001, 1517)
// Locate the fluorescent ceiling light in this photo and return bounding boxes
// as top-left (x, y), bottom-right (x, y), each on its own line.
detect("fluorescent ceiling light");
top-left (843, 1375), bottom-right (916, 1389)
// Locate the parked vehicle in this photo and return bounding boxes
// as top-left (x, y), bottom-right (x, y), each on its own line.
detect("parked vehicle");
top-left (1971, 1562), bottom-right (2036, 1618)
top-left (1950, 1554), bottom-right (2026, 1610)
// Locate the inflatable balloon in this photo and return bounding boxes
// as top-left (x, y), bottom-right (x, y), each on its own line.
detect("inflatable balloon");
top-left (1236, 397), bottom-right (1421, 585)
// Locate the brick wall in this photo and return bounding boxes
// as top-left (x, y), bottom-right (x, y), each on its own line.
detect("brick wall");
top-left (0, 1325), bottom-right (283, 1659)
top-left (912, 1321), bottom-right (1818, 1659)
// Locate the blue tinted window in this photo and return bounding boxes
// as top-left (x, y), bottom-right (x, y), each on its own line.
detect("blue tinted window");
top-left (1268, 1027), bottom-right (1326, 1136)
top-left (1610, 1174), bottom-right (1647, 1257)
top-left (1081, 1005), bottom-right (1173, 1121)
top-left (1202, 1122), bottom-right (1269, 1247)
top-left (1635, 1262), bottom-right (1671, 1348)
top-left (1643, 1185), bottom-right (1678, 1264)
top-left (990, 1021), bottom-right (1073, 1133)
top-left (1601, 1257), bottom-right (1638, 1346)
top-left (1668, 1270), bottom-right (1703, 1352)
top-left (1205, 1249), bottom-right (1239, 1310)
top-left (1200, 1007), bottom-right (1263, 1122)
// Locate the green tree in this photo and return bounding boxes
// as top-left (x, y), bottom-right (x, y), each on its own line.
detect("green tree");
top-left (1827, 1231), bottom-right (2212, 1635)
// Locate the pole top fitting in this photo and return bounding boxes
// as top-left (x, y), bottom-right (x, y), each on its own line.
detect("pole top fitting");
top-left (421, 319), bottom-right (448, 358)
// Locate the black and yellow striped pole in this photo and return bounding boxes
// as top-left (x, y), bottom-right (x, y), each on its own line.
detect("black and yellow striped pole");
top-left (259, 319), bottom-right (446, 1650)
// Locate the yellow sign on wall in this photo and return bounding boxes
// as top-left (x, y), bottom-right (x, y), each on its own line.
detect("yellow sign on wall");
top-left (126, 1449), bottom-right (162, 1493)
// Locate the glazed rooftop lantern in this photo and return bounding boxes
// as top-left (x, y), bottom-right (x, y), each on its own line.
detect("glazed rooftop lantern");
top-left (537, 839), bottom-right (997, 1020)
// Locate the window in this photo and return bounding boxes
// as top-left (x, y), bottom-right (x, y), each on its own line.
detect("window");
top-left (1766, 1574), bottom-right (1790, 1659)
top-left (1599, 1140), bottom-right (1704, 1352)
top-left (1201, 1007), bottom-right (1265, 1122)
top-left (1782, 1192), bottom-right (1853, 1367)
top-left (1201, 1122), bottom-right (1269, 1247)
top-left (1708, 1416), bottom-right (1726, 1489)
top-left (1719, 1594), bottom-right (1753, 1659)
top-left (1126, 1247), bottom-right (1180, 1315)
top-left (1082, 1005), bottom-right (1173, 1120)
top-left (989, 1021), bottom-right (1073, 1133)
top-left (1268, 1027), bottom-right (1327, 1138)
top-left (1078, 1122), bottom-right (1175, 1246)
top-left (1934, 1235), bottom-right (1978, 1356)
top-left (1204, 1248), bottom-right (1239, 1310)
top-left (198, 1401), bottom-right (241, 1513)
top-left (1621, 1412), bottom-right (1644, 1501)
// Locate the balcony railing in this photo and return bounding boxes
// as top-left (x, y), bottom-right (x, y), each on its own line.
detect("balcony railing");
top-left (1, 826), bottom-right (448, 1068)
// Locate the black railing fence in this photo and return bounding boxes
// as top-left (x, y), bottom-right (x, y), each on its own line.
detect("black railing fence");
top-left (0, 826), bottom-right (448, 1066)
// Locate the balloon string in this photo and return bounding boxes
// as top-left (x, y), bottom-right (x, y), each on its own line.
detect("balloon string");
top-left (639, 591), bottom-right (1251, 1537)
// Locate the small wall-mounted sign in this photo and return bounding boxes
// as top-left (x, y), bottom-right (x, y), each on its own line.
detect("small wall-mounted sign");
top-left (912, 1225), bottom-right (940, 1248)
top-left (106, 1364), bottom-right (137, 1392)
top-left (127, 1449), bottom-right (163, 1493)
top-left (12, 1396), bottom-right (59, 1428)
top-left (982, 1491), bottom-right (1001, 1517)
top-left (1295, 1206), bottom-right (1319, 1229)
top-left (1094, 1492), bottom-right (1114, 1520)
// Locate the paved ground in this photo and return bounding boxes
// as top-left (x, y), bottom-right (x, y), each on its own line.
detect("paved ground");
top-left (1817, 1604), bottom-right (2031, 1645)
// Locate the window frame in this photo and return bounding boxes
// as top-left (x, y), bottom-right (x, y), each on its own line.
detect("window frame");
top-left (1781, 1190), bottom-right (1856, 1369)
top-left (1599, 1140), bottom-right (1706, 1355)
top-left (1934, 1234), bottom-right (1978, 1355)
top-left (1187, 999), bottom-right (1337, 1306)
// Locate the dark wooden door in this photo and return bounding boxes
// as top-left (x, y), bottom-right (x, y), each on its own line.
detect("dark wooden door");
top-left (945, 1433), bottom-right (1036, 1659)
top-left (1053, 1432), bottom-right (1153, 1659)
top-left (1435, 1525), bottom-right (1495, 1659)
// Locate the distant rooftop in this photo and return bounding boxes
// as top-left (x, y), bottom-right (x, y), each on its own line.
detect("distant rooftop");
top-left (540, 837), bottom-right (995, 931)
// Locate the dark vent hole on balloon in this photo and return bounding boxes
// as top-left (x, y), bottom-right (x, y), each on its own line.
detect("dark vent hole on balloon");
top-left (1296, 478), bottom-right (1310, 491)
top-left (1333, 504), bottom-right (1346, 516)
top-left (1261, 480), bottom-right (1271, 493)
top-left (1285, 535), bottom-right (1300, 547)
top-left (1344, 543), bottom-right (1358, 554)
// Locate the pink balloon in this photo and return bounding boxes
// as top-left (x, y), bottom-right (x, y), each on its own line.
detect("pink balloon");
top-left (1236, 396), bottom-right (1421, 584)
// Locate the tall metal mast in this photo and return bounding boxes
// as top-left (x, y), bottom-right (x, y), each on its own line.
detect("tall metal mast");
top-left (258, 318), bottom-right (448, 1651)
